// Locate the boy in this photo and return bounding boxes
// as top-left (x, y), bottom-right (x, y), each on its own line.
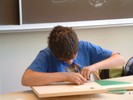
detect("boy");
top-left (22, 26), bottom-right (126, 86)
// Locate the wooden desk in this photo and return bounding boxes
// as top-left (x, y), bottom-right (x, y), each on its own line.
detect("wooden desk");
top-left (1, 90), bottom-right (133, 100)
top-left (1, 76), bottom-right (133, 100)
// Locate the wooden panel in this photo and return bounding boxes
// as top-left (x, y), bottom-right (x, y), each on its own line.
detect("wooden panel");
top-left (32, 76), bottom-right (133, 98)
top-left (0, 0), bottom-right (19, 25)
top-left (22, 0), bottom-right (133, 24)
top-left (32, 81), bottom-right (107, 98)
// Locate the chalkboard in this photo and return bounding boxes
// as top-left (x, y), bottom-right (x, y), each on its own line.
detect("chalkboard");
top-left (22, 0), bottom-right (133, 24)
top-left (0, 0), bottom-right (19, 25)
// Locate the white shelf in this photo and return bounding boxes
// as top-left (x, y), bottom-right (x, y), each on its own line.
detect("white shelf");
top-left (0, 18), bottom-right (133, 33)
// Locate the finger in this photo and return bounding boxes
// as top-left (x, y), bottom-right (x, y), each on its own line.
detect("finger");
top-left (82, 70), bottom-right (87, 80)
top-left (75, 77), bottom-right (82, 85)
top-left (77, 75), bottom-right (87, 85)
top-left (79, 75), bottom-right (87, 83)
top-left (80, 69), bottom-right (84, 76)
top-left (86, 71), bottom-right (91, 80)
top-left (82, 70), bottom-right (87, 79)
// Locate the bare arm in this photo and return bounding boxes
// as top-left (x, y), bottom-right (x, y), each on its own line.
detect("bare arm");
top-left (81, 53), bottom-right (126, 79)
top-left (21, 69), bottom-right (87, 86)
top-left (92, 52), bottom-right (126, 70)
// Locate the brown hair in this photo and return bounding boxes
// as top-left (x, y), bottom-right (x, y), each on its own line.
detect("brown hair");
top-left (48, 26), bottom-right (78, 61)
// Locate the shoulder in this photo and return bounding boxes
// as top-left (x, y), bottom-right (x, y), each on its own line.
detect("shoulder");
top-left (78, 40), bottom-right (112, 54)
top-left (79, 40), bottom-right (90, 46)
top-left (78, 40), bottom-right (94, 49)
top-left (37, 48), bottom-right (53, 58)
top-left (79, 40), bottom-right (105, 48)
top-left (40, 48), bottom-right (51, 54)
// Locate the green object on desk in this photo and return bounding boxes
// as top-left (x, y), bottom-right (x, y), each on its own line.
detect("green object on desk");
top-left (95, 79), bottom-right (132, 94)
top-left (108, 89), bottom-right (127, 94)
top-left (95, 80), bottom-right (131, 86)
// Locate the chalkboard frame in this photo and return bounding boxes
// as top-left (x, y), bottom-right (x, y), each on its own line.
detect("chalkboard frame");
top-left (0, 0), bottom-right (133, 33)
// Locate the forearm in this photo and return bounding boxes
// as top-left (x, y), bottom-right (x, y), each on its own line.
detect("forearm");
top-left (91, 53), bottom-right (126, 70)
top-left (21, 70), bottom-right (66, 86)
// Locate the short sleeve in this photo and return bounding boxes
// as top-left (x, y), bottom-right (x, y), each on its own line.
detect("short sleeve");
top-left (27, 50), bottom-right (48, 72)
top-left (85, 42), bottom-right (112, 64)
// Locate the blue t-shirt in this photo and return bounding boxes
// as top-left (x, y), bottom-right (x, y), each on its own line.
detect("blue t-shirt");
top-left (28, 41), bottom-right (112, 72)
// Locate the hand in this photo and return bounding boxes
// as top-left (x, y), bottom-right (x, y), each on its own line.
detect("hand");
top-left (63, 72), bottom-right (87, 85)
top-left (80, 66), bottom-right (97, 80)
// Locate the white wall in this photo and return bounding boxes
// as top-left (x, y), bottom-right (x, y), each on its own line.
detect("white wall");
top-left (0, 26), bottom-right (133, 94)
